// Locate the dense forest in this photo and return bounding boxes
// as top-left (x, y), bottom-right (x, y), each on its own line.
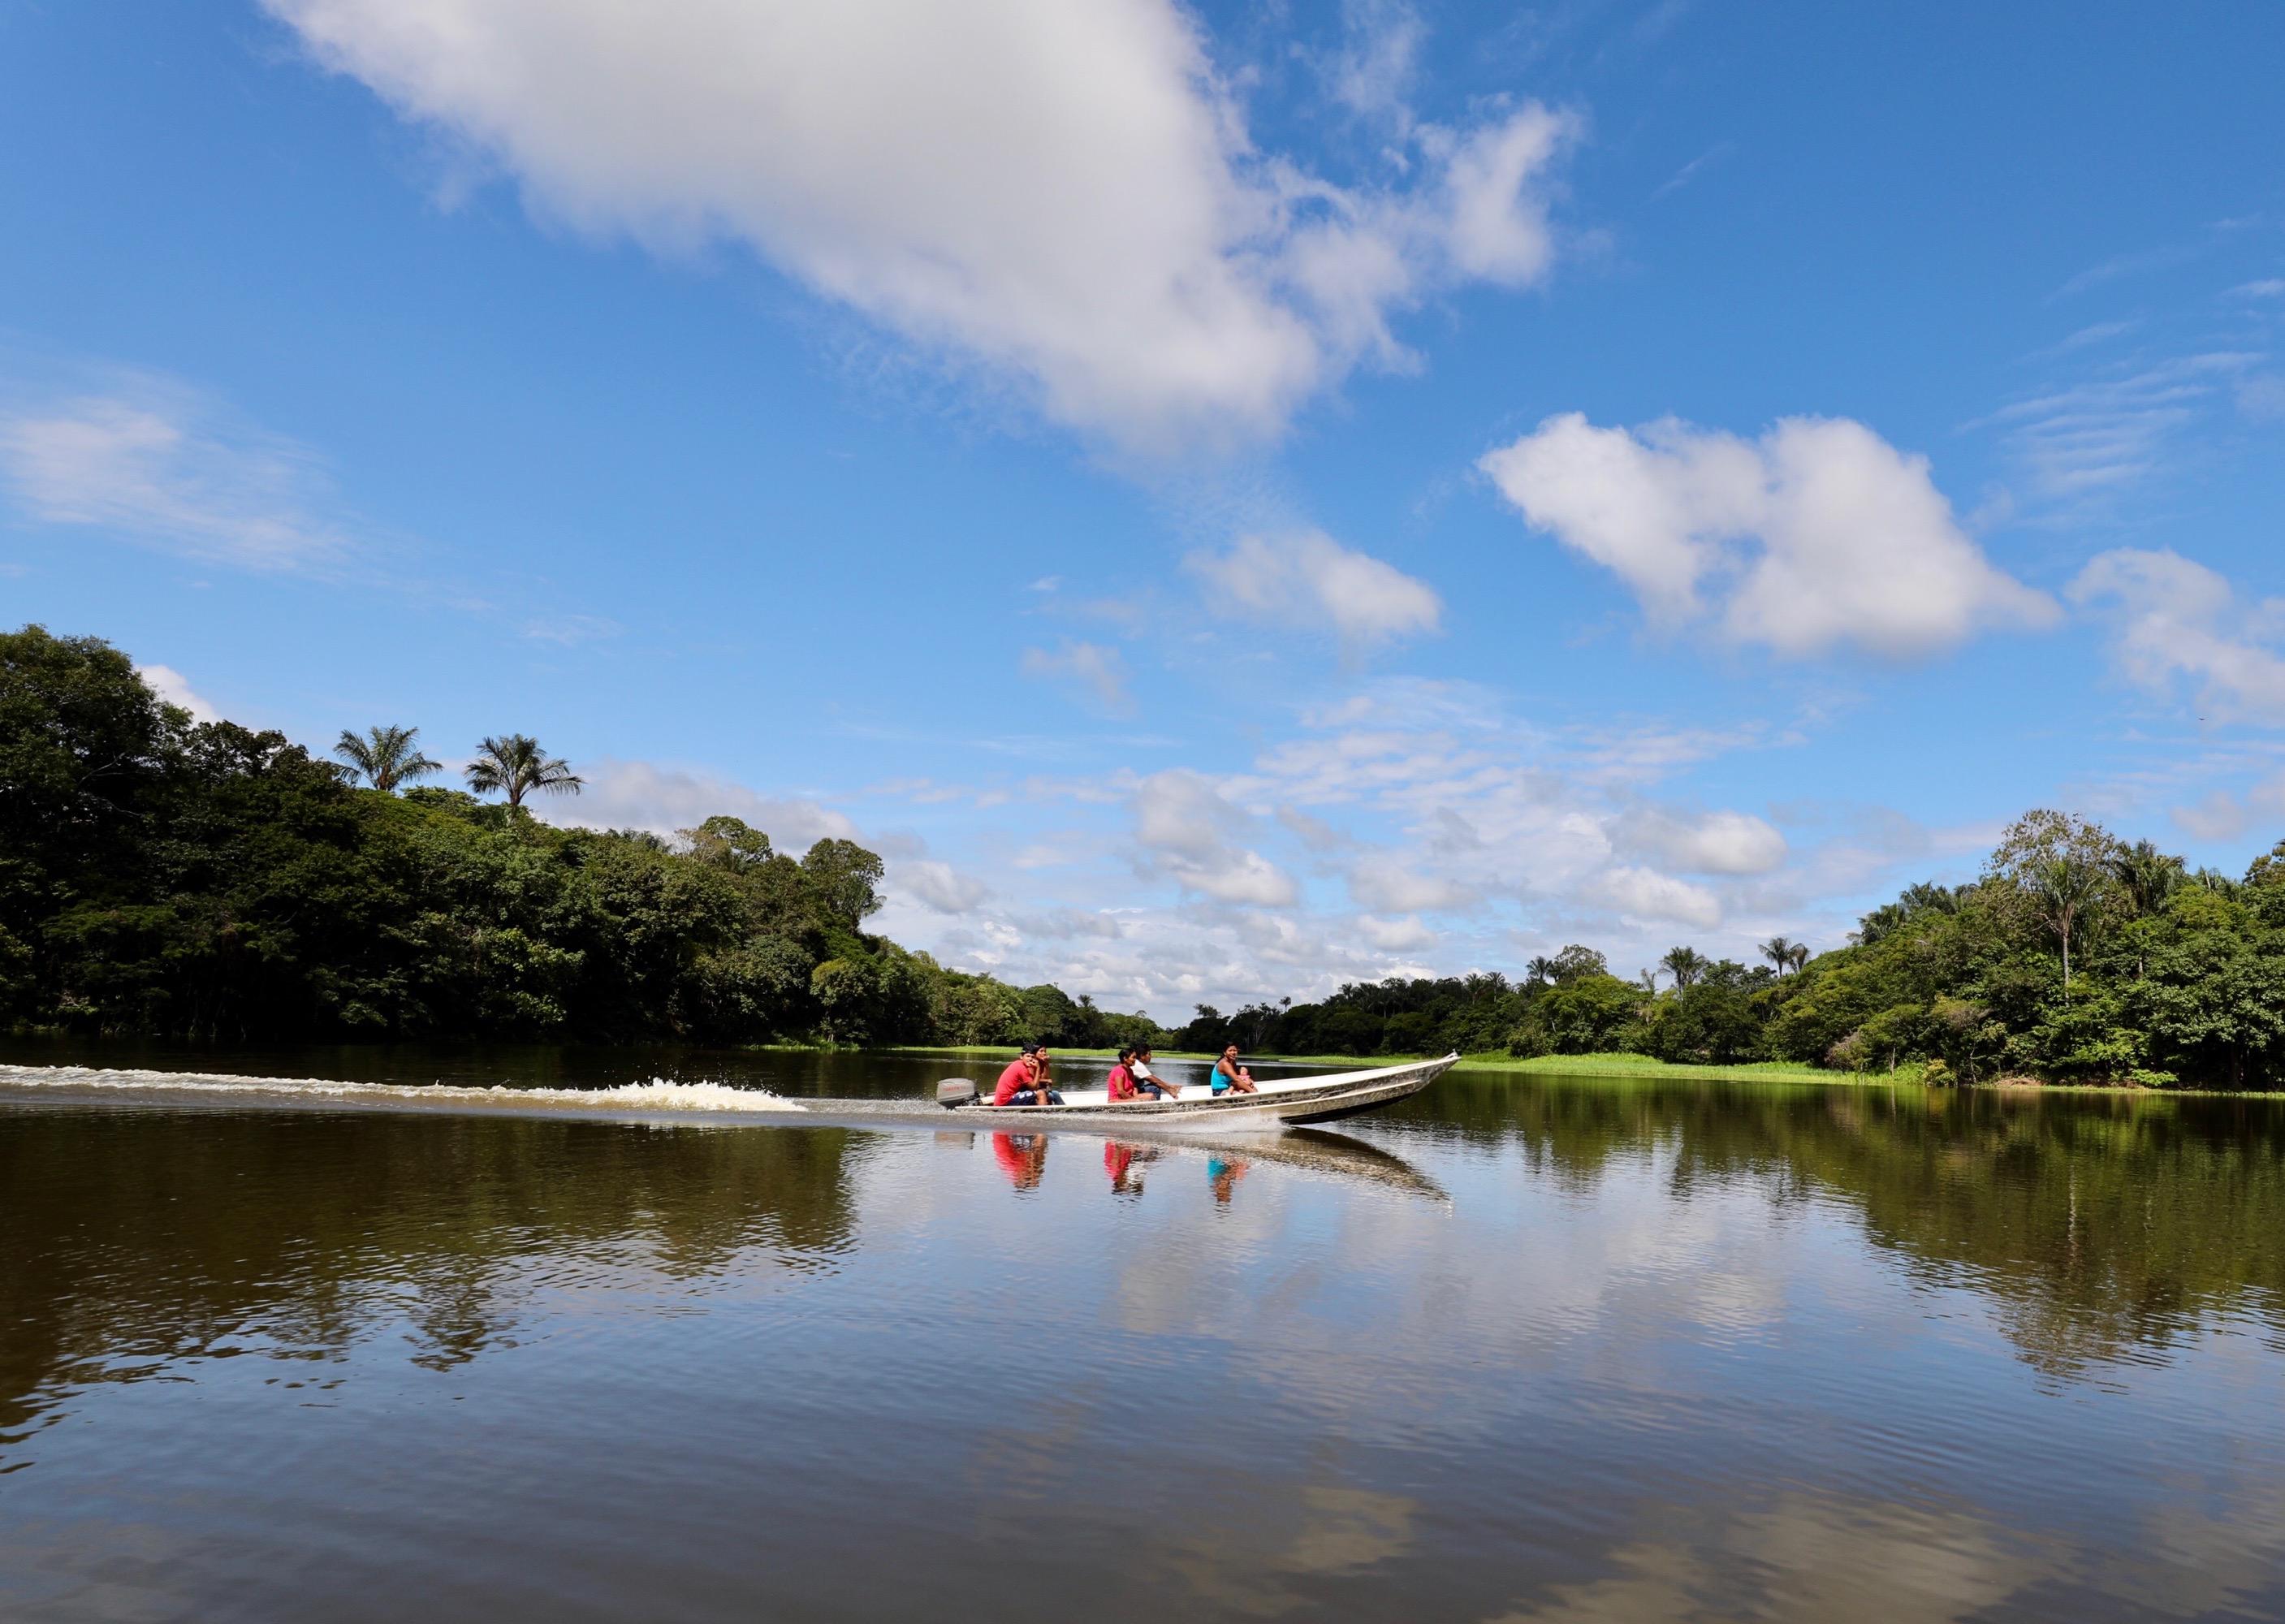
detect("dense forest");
top-left (0, 627), bottom-right (1160, 1052)
top-left (9, 625), bottom-right (2285, 1087)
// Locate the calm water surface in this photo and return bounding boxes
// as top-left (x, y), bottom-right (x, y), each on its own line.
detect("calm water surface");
top-left (4, 1047), bottom-right (2284, 1622)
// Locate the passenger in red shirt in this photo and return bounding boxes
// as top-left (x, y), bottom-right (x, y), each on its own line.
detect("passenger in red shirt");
top-left (991, 1044), bottom-right (1062, 1106)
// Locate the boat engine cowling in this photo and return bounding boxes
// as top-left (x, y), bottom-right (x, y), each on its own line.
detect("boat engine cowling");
top-left (936, 1078), bottom-right (979, 1109)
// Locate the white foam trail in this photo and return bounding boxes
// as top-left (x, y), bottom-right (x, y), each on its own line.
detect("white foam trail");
top-left (0, 1065), bottom-right (806, 1114)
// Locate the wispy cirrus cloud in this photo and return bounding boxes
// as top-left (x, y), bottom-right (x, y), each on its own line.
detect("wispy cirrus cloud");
top-left (1976, 349), bottom-right (2263, 503)
top-left (0, 377), bottom-right (355, 571)
top-left (1022, 639), bottom-right (1134, 713)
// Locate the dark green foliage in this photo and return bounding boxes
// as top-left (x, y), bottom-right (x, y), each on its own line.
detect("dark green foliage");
top-left (0, 628), bottom-right (1165, 1048)
top-left (1639, 961), bottom-right (1765, 1065)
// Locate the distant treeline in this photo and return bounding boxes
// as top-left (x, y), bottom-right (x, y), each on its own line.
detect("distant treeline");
top-left (1181, 814), bottom-right (2285, 1089)
top-left (10, 625), bottom-right (2285, 1086)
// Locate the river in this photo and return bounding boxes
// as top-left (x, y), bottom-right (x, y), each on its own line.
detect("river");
top-left (2, 1047), bottom-right (2282, 1621)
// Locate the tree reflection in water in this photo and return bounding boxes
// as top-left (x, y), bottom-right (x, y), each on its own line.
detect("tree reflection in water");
top-left (1406, 1071), bottom-right (2285, 1376)
top-left (0, 1107), bottom-right (857, 1448)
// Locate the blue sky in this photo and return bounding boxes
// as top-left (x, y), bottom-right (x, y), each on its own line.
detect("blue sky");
top-left (3, 0), bottom-right (2282, 1017)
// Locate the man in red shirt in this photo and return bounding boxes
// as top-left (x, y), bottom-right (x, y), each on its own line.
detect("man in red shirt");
top-left (991, 1043), bottom-right (1061, 1106)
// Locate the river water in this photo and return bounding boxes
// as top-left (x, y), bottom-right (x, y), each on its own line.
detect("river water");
top-left (3, 1047), bottom-right (2283, 1622)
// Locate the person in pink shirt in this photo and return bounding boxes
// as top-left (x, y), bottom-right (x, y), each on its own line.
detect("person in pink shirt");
top-left (1105, 1043), bottom-right (1172, 1103)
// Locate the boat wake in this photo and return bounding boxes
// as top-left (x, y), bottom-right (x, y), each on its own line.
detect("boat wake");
top-left (0, 1065), bottom-right (806, 1116)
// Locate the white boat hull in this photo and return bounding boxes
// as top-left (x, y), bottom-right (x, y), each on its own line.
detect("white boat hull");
top-left (960, 1053), bottom-right (1458, 1131)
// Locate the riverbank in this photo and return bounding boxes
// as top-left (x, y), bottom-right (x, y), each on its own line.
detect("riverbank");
top-left (892, 1045), bottom-right (2285, 1096)
top-left (886, 1044), bottom-right (1924, 1086)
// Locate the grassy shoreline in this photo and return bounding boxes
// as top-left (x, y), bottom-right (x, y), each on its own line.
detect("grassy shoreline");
top-left (881, 1044), bottom-right (2285, 1097)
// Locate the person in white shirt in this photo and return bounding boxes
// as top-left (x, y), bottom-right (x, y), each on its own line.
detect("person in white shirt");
top-left (1127, 1043), bottom-right (1182, 1099)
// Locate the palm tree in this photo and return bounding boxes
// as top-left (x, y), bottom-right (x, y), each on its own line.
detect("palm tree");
top-left (333, 724), bottom-right (440, 793)
top-left (1636, 967), bottom-right (1660, 995)
top-left (1788, 941), bottom-right (1810, 975)
top-left (465, 733), bottom-right (584, 810)
top-left (2108, 839), bottom-right (2183, 918)
top-left (2029, 856), bottom-right (2108, 1003)
top-left (1659, 944), bottom-right (1708, 988)
top-left (1525, 955), bottom-right (1557, 987)
top-left (1760, 935), bottom-right (1798, 976)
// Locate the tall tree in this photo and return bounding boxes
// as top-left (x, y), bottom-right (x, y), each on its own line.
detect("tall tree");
top-left (1760, 935), bottom-right (1799, 975)
top-left (1988, 809), bottom-right (2119, 1003)
top-left (333, 725), bottom-right (440, 793)
top-left (1660, 944), bottom-right (1709, 987)
top-left (1524, 955), bottom-right (1557, 987)
top-left (799, 837), bottom-right (886, 926)
top-left (1548, 944), bottom-right (1608, 983)
top-left (1788, 941), bottom-right (1809, 975)
top-left (464, 734), bottom-right (584, 810)
top-left (2030, 857), bottom-right (2109, 1002)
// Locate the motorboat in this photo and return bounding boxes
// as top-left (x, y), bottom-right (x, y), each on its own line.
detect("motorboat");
top-left (936, 1052), bottom-right (1458, 1129)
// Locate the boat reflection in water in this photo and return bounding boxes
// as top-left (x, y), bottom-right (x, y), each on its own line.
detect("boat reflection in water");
top-left (981, 1127), bottom-right (1451, 1209)
top-left (990, 1130), bottom-right (1050, 1191)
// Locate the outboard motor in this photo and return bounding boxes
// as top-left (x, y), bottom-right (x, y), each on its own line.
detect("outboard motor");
top-left (936, 1078), bottom-right (979, 1109)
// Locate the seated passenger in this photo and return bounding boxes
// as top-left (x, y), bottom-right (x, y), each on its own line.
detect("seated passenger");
top-left (1127, 1043), bottom-right (1181, 1099)
top-left (991, 1043), bottom-right (1064, 1107)
top-left (1105, 1044), bottom-right (1171, 1103)
top-left (1210, 1043), bottom-right (1259, 1095)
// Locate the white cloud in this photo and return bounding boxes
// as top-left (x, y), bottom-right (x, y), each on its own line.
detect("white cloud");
top-left (1357, 913), bottom-right (1436, 951)
top-left (1186, 529), bottom-right (1441, 649)
top-left (1614, 806), bottom-right (1786, 875)
top-left (1479, 412), bottom-right (2058, 658)
top-left (2071, 548), bottom-right (2285, 724)
top-left (136, 663), bottom-right (222, 725)
top-left (522, 613), bottom-right (620, 646)
top-left (1021, 639), bottom-right (1132, 711)
top-left (1594, 864), bottom-right (1722, 929)
top-left (1132, 769), bottom-right (1298, 905)
top-left (1327, 1), bottom-right (1423, 123)
top-left (2172, 792), bottom-right (2249, 843)
top-left (533, 756), bottom-right (859, 848)
top-left (1346, 855), bottom-right (1470, 912)
top-left (0, 383), bottom-right (351, 570)
top-left (1009, 909), bottom-right (1124, 940)
top-left (261, 0), bottom-right (1575, 452)
top-left (1980, 351), bottom-right (2261, 502)
top-left (898, 858), bottom-right (990, 915)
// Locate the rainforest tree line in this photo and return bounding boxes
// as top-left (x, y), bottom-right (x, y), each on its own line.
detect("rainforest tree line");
top-left (1179, 809), bottom-right (2285, 1089)
top-left (8, 625), bottom-right (2285, 1086)
top-left (0, 627), bottom-right (1158, 1051)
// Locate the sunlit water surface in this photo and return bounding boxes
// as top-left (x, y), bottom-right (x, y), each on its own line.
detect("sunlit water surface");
top-left (3, 1046), bottom-right (2283, 1622)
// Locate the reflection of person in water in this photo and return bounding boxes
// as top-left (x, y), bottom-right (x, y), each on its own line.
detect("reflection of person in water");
top-left (1104, 1140), bottom-right (1161, 1196)
top-left (1207, 1155), bottom-right (1250, 1206)
top-left (991, 1131), bottom-right (1048, 1191)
